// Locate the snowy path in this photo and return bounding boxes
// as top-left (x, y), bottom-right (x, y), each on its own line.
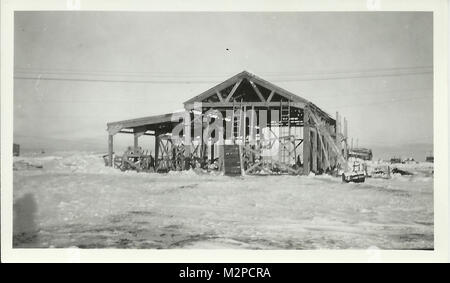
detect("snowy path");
top-left (13, 153), bottom-right (433, 249)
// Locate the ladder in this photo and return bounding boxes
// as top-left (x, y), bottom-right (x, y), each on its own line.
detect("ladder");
top-left (279, 100), bottom-right (292, 164)
top-left (232, 100), bottom-right (244, 144)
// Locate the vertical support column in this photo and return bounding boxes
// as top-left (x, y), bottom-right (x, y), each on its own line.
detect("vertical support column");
top-left (184, 114), bottom-right (191, 159)
top-left (336, 112), bottom-right (342, 160)
top-left (218, 115), bottom-right (225, 171)
top-left (134, 134), bottom-right (139, 149)
top-left (250, 105), bottom-right (255, 145)
top-left (218, 143), bottom-right (224, 172)
top-left (194, 102), bottom-right (203, 157)
top-left (328, 130), bottom-right (333, 168)
top-left (108, 134), bottom-right (114, 167)
top-left (312, 130), bottom-right (317, 173)
top-left (344, 117), bottom-right (348, 160)
top-left (318, 133), bottom-right (323, 171)
top-left (134, 129), bottom-right (146, 151)
top-left (303, 107), bottom-right (310, 175)
top-left (325, 136), bottom-right (330, 169)
top-left (201, 109), bottom-right (207, 159)
top-left (243, 105), bottom-right (247, 144)
top-left (335, 112), bottom-right (340, 136)
top-left (155, 133), bottom-right (160, 168)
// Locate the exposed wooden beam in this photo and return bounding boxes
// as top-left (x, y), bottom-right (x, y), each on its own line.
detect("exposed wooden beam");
top-left (249, 80), bottom-right (266, 102)
top-left (134, 134), bottom-right (139, 149)
top-left (183, 72), bottom-right (246, 105)
top-left (134, 131), bottom-right (146, 138)
top-left (118, 130), bottom-right (154, 136)
top-left (107, 112), bottom-right (175, 130)
top-left (186, 101), bottom-right (305, 109)
top-left (108, 134), bottom-right (114, 167)
top-left (303, 107), bottom-right (311, 175)
top-left (312, 130), bottom-right (318, 172)
top-left (107, 124), bottom-right (123, 135)
top-left (133, 126), bottom-right (149, 135)
top-left (246, 71), bottom-right (309, 104)
top-left (317, 132), bottom-right (330, 170)
top-left (267, 90), bottom-right (275, 102)
top-left (154, 134), bottom-right (160, 168)
top-left (225, 79), bottom-right (243, 102)
top-left (344, 117), bottom-right (348, 159)
top-left (216, 90), bottom-right (224, 102)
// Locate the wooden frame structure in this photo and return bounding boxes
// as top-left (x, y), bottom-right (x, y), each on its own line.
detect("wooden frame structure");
top-left (106, 71), bottom-right (349, 175)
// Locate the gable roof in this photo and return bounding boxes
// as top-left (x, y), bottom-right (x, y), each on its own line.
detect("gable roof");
top-left (106, 71), bottom-right (335, 134)
top-left (183, 71), bottom-right (310, 105)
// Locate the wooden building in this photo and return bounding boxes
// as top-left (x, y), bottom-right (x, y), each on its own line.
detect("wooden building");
top-left (106, 71), bottom-right (349, 175)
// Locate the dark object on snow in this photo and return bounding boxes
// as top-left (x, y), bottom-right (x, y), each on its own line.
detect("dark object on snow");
top-left (390, 157), bottom-right (402, 164)
top-left (342, 172), bottom-right (365, 183)
top-left (120, 146), bottom-right (155, 172)
top-left (13, 161), bottom-right (43, 171)
top-left (391, 168), bottom-right (413, 175)
top-left (103, 146), bottom-right (155, 172)
top-left (13, 143), bottom-right (20, 156)
top-left (348, 148), bottom-right (373, 160)
top-left (223, 145), bottom-right (242, 176)
top-left (426, 156), bottom-right (434, 163)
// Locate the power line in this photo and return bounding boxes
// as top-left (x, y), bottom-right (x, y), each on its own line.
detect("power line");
top-left (14, 69), bottom-right (433, 84)
top-left (34, 87), bottom-right (432, 104)
top-left (14, 65), bottom-right (432, 75)
top-left (334, 95), bottom-right (431, 109)
top-left (13, 76), bottom-right (217, 84)
top-left (312, 87), bottom-right (432, 100)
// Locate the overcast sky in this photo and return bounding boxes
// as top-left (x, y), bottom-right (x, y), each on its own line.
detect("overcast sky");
top-left (14, 12), bottom-right (433, 159)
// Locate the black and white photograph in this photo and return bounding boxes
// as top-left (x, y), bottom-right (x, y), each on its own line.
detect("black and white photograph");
top-left (2, 0), bottom-right (449, 264)
top-left (10, 10), bottom-right (436, 250)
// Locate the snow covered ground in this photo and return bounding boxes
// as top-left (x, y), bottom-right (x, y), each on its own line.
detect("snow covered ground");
top-left (13, 152), bottom-right (434, 249)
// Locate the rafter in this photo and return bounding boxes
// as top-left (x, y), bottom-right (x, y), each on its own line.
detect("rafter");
top-left (267, 90), bottom-right (275, 102)
top-left (249, 80), bottom-right (266, 102)
top-left (225, 79), bottom-right (243, 102)
top-left (185, 101), bottom-right (306, 109)
top-left (216, 90), bottom-right (224, 102)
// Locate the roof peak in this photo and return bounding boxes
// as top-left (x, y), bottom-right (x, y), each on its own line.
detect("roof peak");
top-left (184, 70), bottom-right (310, 105)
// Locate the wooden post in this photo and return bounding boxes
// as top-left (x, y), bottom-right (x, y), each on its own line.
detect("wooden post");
top-left (312, 130), bottom-right (317, 173)
top-left (155, 133), bottom-right (160, 168)
top-left (334, 112), bottom-right (340, 163)
top-left (250, 105), bottom-right (255, 145)
top-left (335, 112), bottom-right (340, 136)
top-left (218, 144), bottom-right (224, 172)
top-left (328, 134), bottom-right (333, 168)
top-left (239, 144), bottom-right (244, 176)
top-left (344, 117), bottom-right (348, 160)
top-left (184, 115), bottom-right (191, 159)
top-left (318, 134), bottom-right (323, 171)
top-left (303, 107), bottom-right (310, 175)
top-left (108, 134), bottom-right (114, 167)
top-left (134, 134), bottom-right (139, 149)
top-left (243, 105), bottom-right (247, 144)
